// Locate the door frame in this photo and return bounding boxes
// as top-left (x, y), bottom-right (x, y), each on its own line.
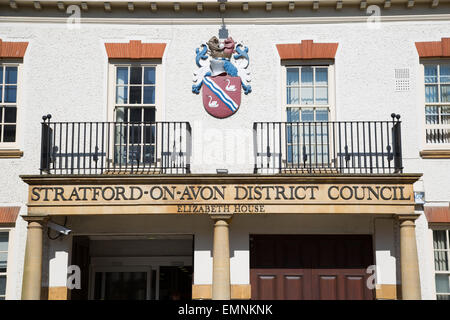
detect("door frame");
top-left (88, 256), bottom-right (192, 300)
top-left (88, 265), bottom-right (153, 300)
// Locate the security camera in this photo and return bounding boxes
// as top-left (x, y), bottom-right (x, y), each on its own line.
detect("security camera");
top-left (47, 221), bottom-right (71, 235)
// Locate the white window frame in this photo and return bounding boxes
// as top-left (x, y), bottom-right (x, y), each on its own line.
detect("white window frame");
top-left (107, 60), bottom-right (163, 123)
top-left (281, 60), bottom-right (336, 123)
top-left (280, 61), bottom-right (336, 166)
top-left (0, 228), bottom-right (11, 300)
top-left (419, 60), bottom-right (450, 149)
top-left (432, 227), bottom-right (450, 300)
top-left (0, 61), bottom-right (22, 150)
top-left (106, 60), bottom-right (164, 168)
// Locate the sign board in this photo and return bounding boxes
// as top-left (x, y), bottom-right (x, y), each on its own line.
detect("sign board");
top-left (23, 175), bottom-right (419, 215)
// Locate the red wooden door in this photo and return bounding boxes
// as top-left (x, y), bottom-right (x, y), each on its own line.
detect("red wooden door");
top-left (250, 235), bottom-right (374, 300)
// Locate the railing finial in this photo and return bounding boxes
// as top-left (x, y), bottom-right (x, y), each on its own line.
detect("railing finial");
top-left (42, 114), bottom-right (52, 122)
top-left (391, 113), bottom-right (401, 122)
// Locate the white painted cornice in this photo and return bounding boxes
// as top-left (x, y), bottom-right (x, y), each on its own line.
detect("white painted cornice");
top-left (1, 13), bottom-right (450, 24)
top-left (0, 0), bottom-right (443, 11)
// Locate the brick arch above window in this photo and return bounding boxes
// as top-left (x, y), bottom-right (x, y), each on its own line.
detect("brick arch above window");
top-left (104, 40), bottom-right (166, 59)
top-left (0, 39), bottom-right (28, 58)
top-left (276, 40), bottom-right (339, 60)
top-left (415, 38), bottom-right (450, 58)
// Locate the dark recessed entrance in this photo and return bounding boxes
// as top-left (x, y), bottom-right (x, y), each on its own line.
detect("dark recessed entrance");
top-left (70, 235), bottom-right (193, 300)
top-left (159, 266), bottom-right (193, 300)
top-left (250, 235), bottom-right (375, 300)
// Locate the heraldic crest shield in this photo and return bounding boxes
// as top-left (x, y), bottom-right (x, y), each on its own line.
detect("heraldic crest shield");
top-left (192, 36), bottom-right (251, 119)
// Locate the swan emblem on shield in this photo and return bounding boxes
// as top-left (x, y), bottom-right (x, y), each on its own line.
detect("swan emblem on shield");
top-left (192, 36), bottom-right (252, 119)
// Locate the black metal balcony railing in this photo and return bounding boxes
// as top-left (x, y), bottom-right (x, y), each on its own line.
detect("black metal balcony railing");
top-left (253, 114), bottom-right (403, 174)
top-left (40, 115), bottom-right (192, 174)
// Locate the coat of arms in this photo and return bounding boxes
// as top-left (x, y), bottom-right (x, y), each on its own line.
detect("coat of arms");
top-left (192, 36), bottom-right (251, 118)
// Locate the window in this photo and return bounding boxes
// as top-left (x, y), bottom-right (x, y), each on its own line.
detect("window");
top-left (113, 65), bottom-right (157, 166)
top-left (433, 229), bottom-right (450, 300)
top-left (285, 66), bottom-right (331, 165)
top-left (424, 64), bottom-right (450, 145)
top-left (0, 232), bottom-right (9, 300)
top-left (0, 65), bottom-right (18, 145)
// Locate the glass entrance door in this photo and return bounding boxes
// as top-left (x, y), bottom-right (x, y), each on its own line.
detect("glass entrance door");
top-left (92, 267), bottom-right (154, 300)
top-left (90, 265), bottom-right (192, 300)
top-left (93, 271), bottom-right (152, 300)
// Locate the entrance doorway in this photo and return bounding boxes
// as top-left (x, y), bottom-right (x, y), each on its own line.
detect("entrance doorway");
top-left (92, 267), bottom-right (152, 300)
top-left (71, 235), bottom-right (193, 300)
top-left (91, 264), bottom-right (193, 300)
top-left (250, 235), bottom-right (374, 300)
top-left (159, 266), bottom-right (194, 300)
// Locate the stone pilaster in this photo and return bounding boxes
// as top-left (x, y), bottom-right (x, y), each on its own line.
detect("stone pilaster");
top-left (22, 216), bottom-right (48, 300)
top-left (398, 214), bottom-right (421, 300)
top-left (210, 214), bottom-right (232, 300)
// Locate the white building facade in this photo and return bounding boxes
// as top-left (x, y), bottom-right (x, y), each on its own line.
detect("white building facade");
top-left (0, 0), bottom-right (449, 300)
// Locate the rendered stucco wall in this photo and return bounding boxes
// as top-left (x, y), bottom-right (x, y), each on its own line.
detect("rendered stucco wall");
top-left (0, 16), bottom-right (449, 299)
top-left (0, 21), bottom-right (449, 177)
top-left (374, 218), bottom-right (397, 287)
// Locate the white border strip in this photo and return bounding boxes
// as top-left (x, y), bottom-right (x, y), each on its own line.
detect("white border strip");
top-left (2, 14), bottom-right (450, 25)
